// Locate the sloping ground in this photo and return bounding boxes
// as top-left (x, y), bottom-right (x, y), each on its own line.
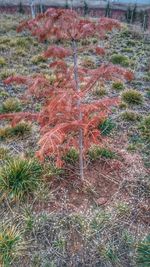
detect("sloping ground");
top-left (0, 13), bottom-right (150, 267)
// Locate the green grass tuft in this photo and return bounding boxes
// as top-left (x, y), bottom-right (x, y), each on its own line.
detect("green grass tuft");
top-left (98, 118), bottom-right (116, 136)
top-left (116, 202), bottom-right (130, 216)
top-left (146, 90), bottom-right (150, 99)
top-left (136, 235), bottom-right (150, 267)
top-left (122, 90), bottom-right (143, 105)
top-left (63, 147), bottom-right (79, 164)
top-left (0, 157), bottom-right (42, 201)
top-left (0, 56), bottom-right (6, 66)
top-left (88, 146), bottom-right (116, 161)
top-left (0, 222), bottom-right (26, 266)
top-left (0, 147), bottom-right (10, 160)
top-left (93, 87), bottom-right (107, 97)
top-left (0, 69), bottom-right (16, 80)
top-left (121, 111), bottom-right (140, 121)
top-left (112, 81), bottom-right (124, 91)
top-left (111, 54), bottom-right (130, 67)
top-left (82, 56), bottom-right (96, 68)
top-left (139, 115), bottom-right (150, 141)
top-left (0, 122), bottom-right (31, 140)
top-left (90, 211), bottom-right (110, 231)
top-left (0, 98), bottom-right (22, 113)
top-left (31, 54), bottom-right (47, 65)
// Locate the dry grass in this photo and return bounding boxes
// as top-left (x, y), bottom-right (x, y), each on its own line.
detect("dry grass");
top-left (0, 13), bottom-right (149, 267)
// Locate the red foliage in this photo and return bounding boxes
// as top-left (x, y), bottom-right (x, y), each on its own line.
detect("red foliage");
top-left (95, 47), bottom-right (106, 56)
top-left (49, 61), bottom-right (68, 73)
top-left (0, 112), bottom-right (39, 126)
top-left (5, 74), bottom-right (53, 99)
top-left (43, 46), bottom-right (72, 59)
top-left (1, 9), bottom-right (134, 168)
top-left (98, 17), bottom-right (121, 32)
top-left (35, 97), bottom-right (118, 166)
top-left (16, 8), bottom-right (120, 42)
top-left (80, 64), bottom-right (134, 96)
top-left (4, 75), bottom-right (27, 85)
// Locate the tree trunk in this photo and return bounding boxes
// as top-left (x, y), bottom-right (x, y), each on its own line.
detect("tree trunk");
top-left (39, 0), bottom-right (43, 13)
top-left (30, 0), bottom-right (35, 18)
top-left (70, 0), bottom-right (73, 10)
top-left (72, 39), bottom-right (84, 180)
top-left (130, 10), bottom-right (133, 24)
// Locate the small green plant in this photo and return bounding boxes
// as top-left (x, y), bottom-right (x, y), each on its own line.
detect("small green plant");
top-left (93, 87), bottom-right (107, 97)
top-left (105, 247), bottom-right (119, 264)
top-left (111, 54), bottom-right (130, 67)
top-left (99, 245), bottom-right (119, 264)
top-left (0, 98), bottom-right (22, 113)
top-left (80, 38), bottom-right (91, 46)
top-left (121, 111), bottom-right (140, 121)
top-left (82, 56), bottom-right (96, 68)
top-left (0, 222), bottom-right (26, 266)
top-left (146, 90), bottom-right (150, 99)
top-left (14, 48), bottom-right (27, 57)
top-left (121, 47), bottom-right (133, 53)
top-left (126, 40), bottom-right (136, 46)
top-left (119, 102), bottom-right (128, 109)
top-left (22, 206), bottom-right (35, 232)
top-left (98, 118), bottom-right (116, 136)
top-left (43, 73), bottom-right (57, 85)
top-left (53, 238), bottom-right (66, 250)
top-left (0, 146), bottom-right (10, 160)
top-left (0, 122), bottom-right (31, 140)
top-left (91, 37), bottom-right (98, 44)
top-left (144, 75), bottom-right (150, 82)
top-left (0, 37), bottom-right (11, 45)
top-left (88, 145), bottom-right (115, 161)
top-left (0, 158), bottom-right (42, 201)
top-left (0, 56), bottom-right (6, 67)
top-left (90, 211), bottom-right (110, 231)
top-left (34, 182), bottom-right (54, 203)
top-left (0, 44), bottom-right (8, 51)
top-left (127, 144), bottom-right (137, 152)
top-left (67, 213), bottom-right (87, 232)
top-left (112, 81), bottom-right (124, 91)
top-left (122, 230), bottom-right (134, 247)
top-left (116, 202), bottom-right (130, 216)
top-left (10, 37), bottom-right (29, 49)
top-left (120, 28), bottom-right (131, 37)
top-left (0, 127), bottom-right (13, 140)
top-left (136, 235), bottom-right (150, 267)
top-left (131, 80), bottom-right (143, 87)
top-left (147, 72), bottom-right (150, 77)
top-left (129, 133), bottom-right (141, 144)
top-left (122, 90), bottom-right (143, 105)
top-left (35, 103), bottom-right (42, 111)
top-left (31, 54), bottom-right (47, 65)
top-left (0, 69), bottom-right (16, 80)
top-left (139, 115), bottom-right (150, 141)
top-left (63, 147), bottom-right (79, 164)
top-left (0, 19), bottom-right (18, 34)
top-left (46, 163), bottom-right (64, 177)
top-left (0, 91), bottom-right (9, 98)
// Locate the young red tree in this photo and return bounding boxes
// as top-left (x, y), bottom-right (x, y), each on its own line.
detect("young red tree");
top-left (1, 8), bottom-right (134, 179)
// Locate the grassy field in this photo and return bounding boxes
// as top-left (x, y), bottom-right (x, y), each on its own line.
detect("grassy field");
top-left (0, 13), bottom-right (150, 267)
